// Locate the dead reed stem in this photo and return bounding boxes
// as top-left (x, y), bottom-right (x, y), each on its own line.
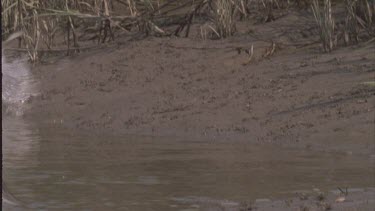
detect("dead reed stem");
top-left (213, 0), bottom-right (236, 38)
top-left (2, 0), bottom-right (372, 62)
top-left (312, 0), bottom-right (336, 52)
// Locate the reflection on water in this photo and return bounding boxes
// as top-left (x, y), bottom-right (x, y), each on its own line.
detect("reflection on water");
top-left (3, 116), bottom-right (375, 211)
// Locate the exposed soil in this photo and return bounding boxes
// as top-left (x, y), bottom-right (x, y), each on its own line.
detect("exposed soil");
top-left (238, 188), bottom-right (375, 211)
top-left (20, 9), bottom-right (375, 156)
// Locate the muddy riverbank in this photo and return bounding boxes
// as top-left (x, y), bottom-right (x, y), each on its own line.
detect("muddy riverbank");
top-left (3, 3), bottom-right (375, 211)
top-left (20, 10), bottom-right (375, 155)
top-left (238, 187), bottom-right (375, 211)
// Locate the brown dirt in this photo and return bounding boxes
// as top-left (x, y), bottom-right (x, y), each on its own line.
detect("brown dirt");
top-left (238, 188), bottom-right (375, 211)
top-left (24, 10), bottom-right (375, 155)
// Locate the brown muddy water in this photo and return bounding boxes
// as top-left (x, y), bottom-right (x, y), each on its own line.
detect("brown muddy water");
top-left (2, 116), bottom-right (375, 211)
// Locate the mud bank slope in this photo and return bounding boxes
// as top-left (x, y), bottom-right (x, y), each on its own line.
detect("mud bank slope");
top-left (238, 188), bottom-right (375, 211)
top-left (25, 11), bottom-right (375, 155)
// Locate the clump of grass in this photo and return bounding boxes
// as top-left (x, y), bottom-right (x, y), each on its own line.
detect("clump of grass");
top-left (312, 0), bottom-right (336, 52)
top-left (2, 0), bottom-right (44, 61)
top-left (232, 0), bottom-right (251, 20)
top-left (24, 7), bottom-right (41, 62)
top-left (4, 0), bottom-right (371, 61)
top-left (344, 0), bottom-right (375, 45)
top-left (2, 0), bottom-right (81, 61)
top-left (127, 0), bottom-right (138, 16)
top-left (356, 0), bottom-right (375, 35)
top-left (1, 0), bottom-right (157, 61)
top-left (263, 0), bottom-right (276, 22)
top-left (344, 0), bottom-right (361, 44)
top-left (212, 0), bottom-right (236, 38)
top-left (197, 0), bottom-right (249, 39)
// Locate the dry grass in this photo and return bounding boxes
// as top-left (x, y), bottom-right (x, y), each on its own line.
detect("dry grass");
top-left (357, 0), bottom-right (375, 34)
top-left (1, 0), bottom-right (243, 51)
top-left (1, 0), bottom-right (374, 61)
top-left (345, 0), bottom-right (361, 44)
top-left (262, 0), bottom-right (276, 22)
top-left (344, 0), bottom-right (375, 45)
top-left (311, 0), bottom-right (336, 52)
top-left (1, 0), bottom-right (167, 61)
top-left (212, 0), bottom-right (236, 38)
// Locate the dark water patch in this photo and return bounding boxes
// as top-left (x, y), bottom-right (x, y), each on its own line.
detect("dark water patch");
top-left (3, 117), bottom-right (374, 210)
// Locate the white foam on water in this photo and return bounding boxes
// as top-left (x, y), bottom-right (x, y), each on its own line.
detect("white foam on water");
top-left (2, 52), bottom-right (39, 116)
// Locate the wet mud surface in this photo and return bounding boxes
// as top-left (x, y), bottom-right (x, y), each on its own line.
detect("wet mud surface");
top-left (239, 188), bottom-right (375, 211)
top-left (25, 10), bottom-right (375, 155)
